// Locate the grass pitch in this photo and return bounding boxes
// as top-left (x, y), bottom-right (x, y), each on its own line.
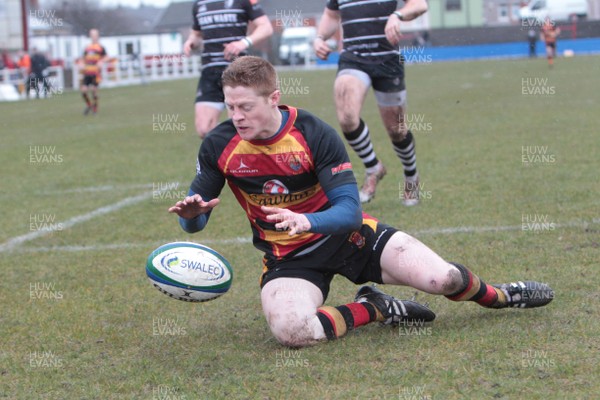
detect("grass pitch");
top-left (1, 55), bottom-right (599, 399)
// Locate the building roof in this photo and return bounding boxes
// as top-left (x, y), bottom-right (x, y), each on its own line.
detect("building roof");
top-left (154, 1), bottom-right (194, 32)
top-left (261, 0), bottom-right (325, 17)
top-left (114, 5), bottom-right (165, 35)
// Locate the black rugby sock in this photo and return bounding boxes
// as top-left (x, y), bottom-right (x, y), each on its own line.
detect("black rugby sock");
top-left (392, 130), bottom-right (417, 177)
top-left (343, 119), bottom-right (379, 170)
top-left (82, 93), bottom-right (91, 107)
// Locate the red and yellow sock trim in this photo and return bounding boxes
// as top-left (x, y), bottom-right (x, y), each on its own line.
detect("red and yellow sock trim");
top-left (446, 263), bottom-right (502, 308)
top-left (317, 306), bottom-right (347, 340)
top-left (316, 303), bottom-right (377, 340)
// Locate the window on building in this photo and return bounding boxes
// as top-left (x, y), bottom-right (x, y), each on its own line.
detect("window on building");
top-left (498, 4), bottom-right (509, 23)
top-left (511, 4), bottom-right (521, 19)
top-left (531, 1), bottom-right (546, 11)
top-left (446, 0), bottom-right (462, 11)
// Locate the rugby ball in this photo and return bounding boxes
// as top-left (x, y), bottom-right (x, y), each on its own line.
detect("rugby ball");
top-left (146, 242), bottom-right (233, 302)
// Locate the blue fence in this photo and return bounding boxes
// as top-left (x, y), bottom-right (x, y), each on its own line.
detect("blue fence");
top-left (317, 37), bottom-right (600, 65)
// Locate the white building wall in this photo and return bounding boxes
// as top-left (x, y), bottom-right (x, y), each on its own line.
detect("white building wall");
top-left (30, 33), bottom-right (183, 66)
top-left (0, 0), bottom-right (24, 50)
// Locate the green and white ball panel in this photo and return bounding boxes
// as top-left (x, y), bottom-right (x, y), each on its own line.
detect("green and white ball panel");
top-left (150, 281), bottom-right (223, 302)
top-left (146, 242), bottom-right (233, 302)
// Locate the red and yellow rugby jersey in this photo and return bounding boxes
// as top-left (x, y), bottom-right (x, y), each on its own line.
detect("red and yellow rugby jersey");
top-left (190, 105), bottom-right (357, 260)
top-left (541, 22), bottom-right (558, 44)
top-left (82, 43), bottom-right (106, 76)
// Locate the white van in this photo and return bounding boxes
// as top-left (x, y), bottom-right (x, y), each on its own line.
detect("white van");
top-left (519, 0), bottom-right (588, 21)
top-left (278, 27), bottom-right (317, 65)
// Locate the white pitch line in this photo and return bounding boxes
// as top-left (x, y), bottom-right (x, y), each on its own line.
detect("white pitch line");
top-left (413, 218), bottom-right (599, 236)
top-left (0, 192), bottom-right (154, 253)
top-left (15, 237), bottom-right (252, 254)
top-left (40, 183), bottom-right (156, 194)
top-left (7, 218), bottom-right (598, 254)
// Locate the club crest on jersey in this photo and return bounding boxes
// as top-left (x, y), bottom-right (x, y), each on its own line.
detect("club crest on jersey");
top-left (263, 179), bottom-right (289, 194)
top-left (348, 231), bottom-right (365, 248)
top-left (331, 162), bottom-right (352, 175)
top-left (289, 155), bottom-right (303, 171)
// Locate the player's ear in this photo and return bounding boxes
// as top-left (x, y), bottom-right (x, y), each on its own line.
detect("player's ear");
top-left (269, 89), bottom-right (281, 106)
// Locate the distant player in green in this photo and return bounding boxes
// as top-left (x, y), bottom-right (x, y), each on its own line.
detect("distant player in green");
top-left (169, 56), bottom-right (554, 347)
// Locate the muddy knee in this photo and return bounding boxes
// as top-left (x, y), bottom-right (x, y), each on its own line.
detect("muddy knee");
top-left (443, 263), bottom-right (468, 295)
top-left (267, 311), bottom-right (317, 348)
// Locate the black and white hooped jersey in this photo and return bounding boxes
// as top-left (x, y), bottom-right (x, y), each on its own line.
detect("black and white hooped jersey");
top-left (327, 0), bottom-right (405, 63)
top-left (192, 0), bottom-right (265, 68)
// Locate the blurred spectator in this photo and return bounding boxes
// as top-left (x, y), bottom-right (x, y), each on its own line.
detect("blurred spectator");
top-left (28, 48), bottom-right (51, 98)
top-left (528, 28), bottom-right (537, 58)
top-left (412, 31), bottom-right (430, 47)
top-left (17, 50), bottom-right (32, 95)
top-left (2, 51), bottom-right (17, 69)
top-left (18, 50), bottom-right (31, 74)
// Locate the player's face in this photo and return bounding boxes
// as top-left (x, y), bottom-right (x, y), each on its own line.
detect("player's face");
top-left (90, 29), bottom-right (99, 42)
top-left (224, 85), bottom-right (281, 141)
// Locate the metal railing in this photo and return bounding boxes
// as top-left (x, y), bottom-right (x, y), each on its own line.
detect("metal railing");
top-left (72, 54), bottom-right (203, 89)
top-left (0, 66), bottom-right (65, 99)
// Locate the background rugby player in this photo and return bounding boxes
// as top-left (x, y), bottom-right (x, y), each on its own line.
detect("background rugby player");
top-left (314, 0), bottom-right (428, 204)
top-left (183, 0), bottom-right (273, 139)
top-left (79, 29), bottom-right (108, 115)
top-left (540, 17), bottom-right (560, 68)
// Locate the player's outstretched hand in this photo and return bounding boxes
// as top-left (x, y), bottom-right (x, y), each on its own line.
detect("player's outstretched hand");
top-left (262, 206), bottom-right (311, 236)
top-left (385, 15), bottom-right (403, 46)
top-left (168, 194), bottom-right (220, 219)
top-left (313, 37), bottom-right (331, 60)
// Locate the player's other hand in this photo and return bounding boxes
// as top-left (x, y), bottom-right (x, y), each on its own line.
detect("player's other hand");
top-left (168, 194), bottom-right (220, 219)
top-left (385, 15), bottom-right (403, 46)
top-left (223, 40), bottom-right (248, 61)
top-left (183, 38), bottom-right (200, 57)
top-left (262, 206), bottom-right (311, 236)
top-left (313, 37), bottom-right (331, 60)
